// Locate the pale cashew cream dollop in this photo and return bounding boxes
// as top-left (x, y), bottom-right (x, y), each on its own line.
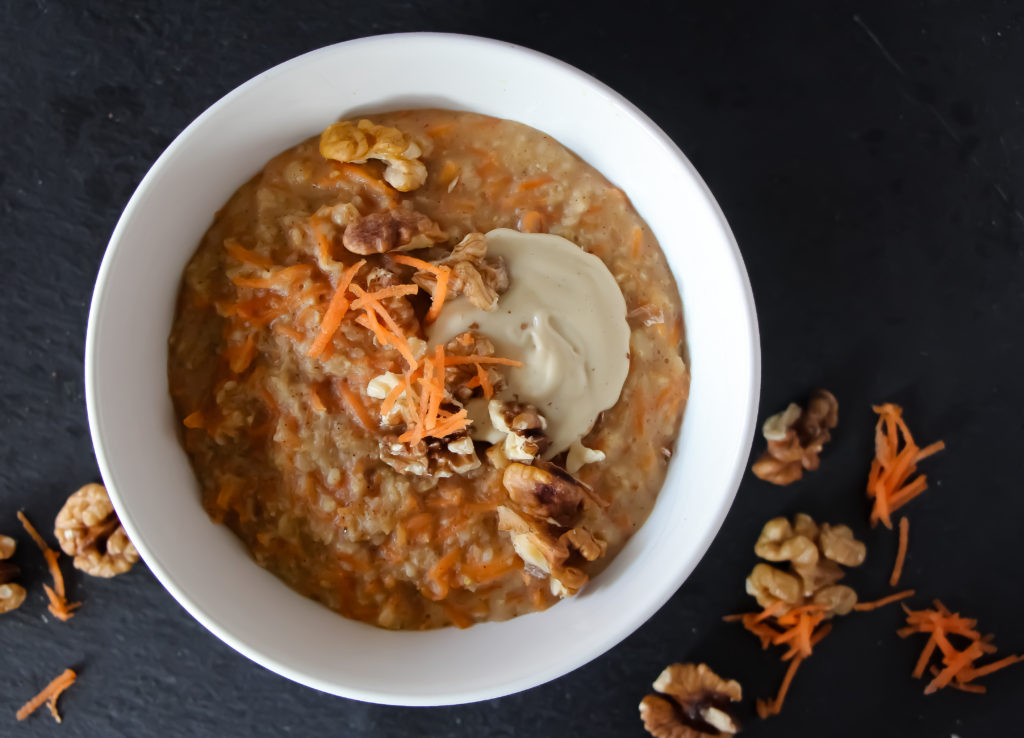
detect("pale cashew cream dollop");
top-left (427, 228), bottom-right (630, 457)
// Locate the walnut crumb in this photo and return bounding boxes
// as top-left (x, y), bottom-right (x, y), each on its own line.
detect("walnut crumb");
top-left (640, 663), bottom-right (742, 737)
top-left (0, 534), bottom-right (25, 614)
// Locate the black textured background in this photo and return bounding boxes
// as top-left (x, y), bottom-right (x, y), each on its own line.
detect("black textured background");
top-left (2, 1), bottom-right (1023, 736)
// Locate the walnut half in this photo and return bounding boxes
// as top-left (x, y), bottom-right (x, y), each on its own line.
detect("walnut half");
top-left (341, 208), bottom-right (445, 255)
top-left (54, 484), bottom-right (139, 578)
top-left (319, 119), bottom-right (427, 191)
top-left (751, 389), bottom-right (838, 485)
top-left (640, 663), bottom-right (742, 737)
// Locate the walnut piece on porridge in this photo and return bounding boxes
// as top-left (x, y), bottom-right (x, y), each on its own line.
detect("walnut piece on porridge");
top-left (751, 389), bottom-right (838, 485)
top-left (496, 460), bottom-right (607, 598)
top-left (319, 119), bottom-right (428, 191)
top-left (502, 461), bottom-right (582, 527)
top-left (444, 331), bottom-right (506, 401)
top-left (639, 662), bottom-right (742, 737)
top-left (341, 208), bottom-right (446, 255)
top-left (54, 484), bottom-right (139, 578)
top-left (0, 534), bottom-right (25, 614)
top-left (489, 400), bottom-right (549, 463)
top-left (379, 433), bottom-right (481, 478)
top-left (413, 232), bottom-right (509, 311)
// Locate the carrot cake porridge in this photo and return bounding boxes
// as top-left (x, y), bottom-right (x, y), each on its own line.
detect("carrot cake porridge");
top-left (167, 110), bottom-right (689, 629)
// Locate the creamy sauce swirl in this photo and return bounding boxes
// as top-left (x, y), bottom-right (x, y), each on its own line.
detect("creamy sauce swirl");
top-left (427, 228), bottom-right (630, 456)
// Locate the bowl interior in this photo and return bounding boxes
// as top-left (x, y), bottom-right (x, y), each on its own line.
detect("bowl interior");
top-left (86, 33), bottom-right (759, 706)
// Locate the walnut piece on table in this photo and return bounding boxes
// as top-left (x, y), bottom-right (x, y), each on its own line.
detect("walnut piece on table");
top-left (413, 232), bottom-right (510, 311)
top-left (751, 389), bottom-right (838, 485)
top-left (54, 483), bottom-right (139, 578)
top-left (0, 534), bottom-right (25, 614)
top-left (747, 513), bottom-right (867, 615)
top-left (319, 119), bottom-right (428, 191)
top-left (639, 662), bottom-right (742, 737)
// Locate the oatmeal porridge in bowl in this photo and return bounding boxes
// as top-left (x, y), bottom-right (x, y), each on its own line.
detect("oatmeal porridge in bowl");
top-left (168, 110), bottom-right (689, 629)
top-left (86, 34), bottom-right (758, 704)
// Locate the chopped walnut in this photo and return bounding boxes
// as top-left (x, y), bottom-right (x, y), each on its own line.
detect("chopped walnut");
top-left (378, 432), bottom-right (480, 478)
top-left (490, 399), bottom-right (549, 462)
top-left (639, 663), bottom-right (742, 738)
top-left (319, 119), bottom-right (427, 191)
top-left (812, 584), bottom-right (858, 616)
top-left (444, 332), bottom-right (505, 401)
top-left (413, 232), bottom-right (509, 311)
top-left (495, 505), bottom-right (592, 598)
top-left (818, 523), bottom-right (867, 567)
top-left (560, 526), bottom-right (607, 561)
top-left (0, 535), bottom-right (25, 614)
top-left (753, 517), bottom-right (819, 568)
top-left (503, 461), bottom-right (583, 527)
top-left (341, 208), bottom-right (445, 255)
top-left (751, 389), bottom-right (839, 485)
top-left (55, 484), bottom-right (138, 578)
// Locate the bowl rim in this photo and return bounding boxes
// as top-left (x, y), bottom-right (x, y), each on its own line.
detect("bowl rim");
top-left (85, 31), bottom-right (760, 705)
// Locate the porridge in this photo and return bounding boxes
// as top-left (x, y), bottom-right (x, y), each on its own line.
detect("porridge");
top-left (167, 110), bottom-right (689, 629)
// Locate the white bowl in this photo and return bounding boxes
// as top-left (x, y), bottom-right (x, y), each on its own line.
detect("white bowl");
top-left (85, 33), bottom-right (759, 706)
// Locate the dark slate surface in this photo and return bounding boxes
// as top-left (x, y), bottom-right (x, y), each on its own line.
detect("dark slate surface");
top-left (2, 1), bottom-right (1023, 735)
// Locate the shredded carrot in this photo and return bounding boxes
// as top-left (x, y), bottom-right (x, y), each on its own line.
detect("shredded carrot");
top-left (231, 264), bottom-right (312, 291)
top-left (350, 285), bottom-right (418, 369)
top-left (350, 284), bottom-right (419, 310)
top-left (226, 333), bottom-right (257, 373)
top-left (444, 355), bottom-right (523, 368)
top-left (309, 385), bottom-right (327, 414)
top-left (224, 238), bottom-right (274, 270)
top-left (16, 668), bottom-right (76, 722)
top-left (426, 548), bottom-right (460, 600)
top-left (519, 210), bottom-right (544, 233)
top-left (182, 410), bottom-right (204, 429)
top-left (307, 259), bottom-right (365, 359)
top-left (867, 404), bottom-right (944, 528)
top-left (516, 175), bottom-right (553, 192)
top-left (391, 253), bottom-right (443, 275)
top-left (899, 599), bottom-right (1023, 694)
top-left (380, 381), bottom-right (406, 419)
top-left (475, 362), bottom-right (494, 399)
top-left (338, 384), bottom-right (374, 433)
top-left (757, 656), bottom-right (803, 718)
top-left (630, 226), bottom-right (643, 260)
top-left (335, 162), bottom-right (399, 204)
top-left (424, 265), bottom-right (451, 324)
top-left (17, 511), bottom-right (79, 621)
top-left (854, 589), bottom-right (916, 611)
top-left (890, 516), bottom-right (910, 586)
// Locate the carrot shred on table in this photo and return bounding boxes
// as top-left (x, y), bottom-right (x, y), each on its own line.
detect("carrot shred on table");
top-left (424, 265), bottom-right (451, 324)
top-left (757, 656), bottom-right (803, 718)
top-left (854, 589), bottom-right (916, 611)
top-left (307, 259), bottom-right (365, 359)
top-left (899, 599), bottom-right (1023, 694)
top-left (17, 511), bottom-right (80, 621)
top-left (867, 404), bottom-right (945, 528)
top-left (890, 516), bottom-right (910, 586)
top-left (16, 668), bottom-right (76, 723)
